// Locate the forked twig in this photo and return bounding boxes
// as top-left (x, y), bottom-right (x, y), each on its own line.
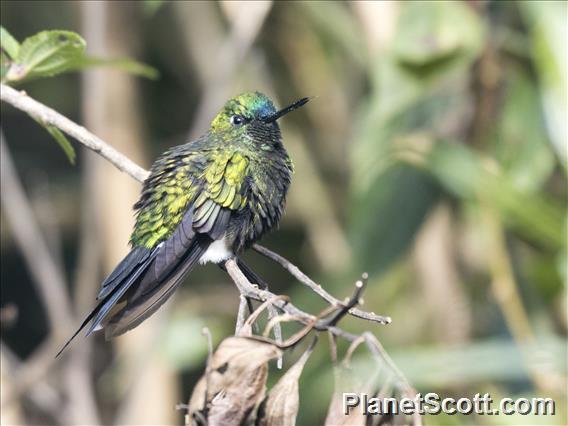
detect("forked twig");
top-left (253, 244), bottom-right (391, 325)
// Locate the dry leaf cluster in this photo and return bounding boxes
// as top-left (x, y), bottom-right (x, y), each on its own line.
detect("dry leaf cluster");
top-left (184, 278), bottom-right (421, 426)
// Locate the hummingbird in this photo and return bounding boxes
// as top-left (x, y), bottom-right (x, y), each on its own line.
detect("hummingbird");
top-left (57, 92), bottom-right (309, 356)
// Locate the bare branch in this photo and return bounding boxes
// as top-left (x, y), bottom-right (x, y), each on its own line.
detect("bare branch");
top-left (235, 296), bottom-right (248, 335)
top-left (0, 84), bottom-right (149, 183)
top-left (224, 259), bottom-right (381, 343)
top-left (221, 257), bottom-right (417, 424)
top-left (319, 273), bottom-right (369, 328)
top-left (253, 244), bottom-right (391, 325)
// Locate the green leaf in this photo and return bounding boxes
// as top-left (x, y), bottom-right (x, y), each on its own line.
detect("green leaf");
top-left (3, 29), bottom-right (158, 83)
top-left (8, 30), bottom-right (86, 81)
top-left (1, 26), bottom-right (21, 59)
top-left (1, 51), bottom-right (11, 81)
top-left (45, 125), bottom-right (76, 165)
top-left (31, 116), bottom-right (76, 164)
top-left (71, 56), bottom-right (160, 79)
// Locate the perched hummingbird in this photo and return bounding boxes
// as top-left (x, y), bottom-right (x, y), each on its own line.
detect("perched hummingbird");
top-left (58, 92), bottom-right (309, 356)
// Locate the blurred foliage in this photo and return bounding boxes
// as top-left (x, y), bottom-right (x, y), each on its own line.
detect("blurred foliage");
top-left (1, 26), bottom-right (157, 165)
top-left (1, 1), bottom-right (566, 425)
top-left (1, 27), bottom-right (158, 84)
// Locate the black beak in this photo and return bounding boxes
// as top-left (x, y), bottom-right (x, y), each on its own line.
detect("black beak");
top-left (262, 97), bottom-right (311, 123)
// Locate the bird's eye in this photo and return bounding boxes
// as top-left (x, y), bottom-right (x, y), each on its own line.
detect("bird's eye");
top-left (230, 114), bottom-right (245, 126)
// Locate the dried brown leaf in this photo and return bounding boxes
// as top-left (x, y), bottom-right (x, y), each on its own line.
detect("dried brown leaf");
top-left (257, 338), bottom-right (317, 426)
top-left (188, 337), bottom-right (282, 426)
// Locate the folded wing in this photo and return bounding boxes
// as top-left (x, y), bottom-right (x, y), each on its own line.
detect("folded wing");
top-left (57, 148), bottom-right (250, 355)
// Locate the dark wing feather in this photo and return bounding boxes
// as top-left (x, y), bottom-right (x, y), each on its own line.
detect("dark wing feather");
top-left (55, 245), bottom-right (159, 357)
top-left (103, 236), bottom-right (210, 338)
top-left (101, 195), bottom-right (234, 336)
top-left (97, 207), bottom-right (211, 337)
top-left (208, 207), bottom-right (231, 239)
top-left (139, 207), bottom-right (196, 297)
top-left (85, 247), bottom-right (160, 336)
top-left (96, 246), bottom-right (152, 300)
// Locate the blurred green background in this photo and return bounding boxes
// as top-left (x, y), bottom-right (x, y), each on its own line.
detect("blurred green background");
top-left (1, 1), bottom-right (566, 425)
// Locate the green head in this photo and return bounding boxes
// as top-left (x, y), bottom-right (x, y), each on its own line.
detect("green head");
top-left (210, 92), bottom-right (309, 139)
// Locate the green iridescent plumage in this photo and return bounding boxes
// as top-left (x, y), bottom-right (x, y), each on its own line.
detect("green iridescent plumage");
top-left (57, 92), bottom-right (308, 356)
top-left (130, 149), bottom-right (251, 248)
top-left (129, 92), bottom-right (296, 251)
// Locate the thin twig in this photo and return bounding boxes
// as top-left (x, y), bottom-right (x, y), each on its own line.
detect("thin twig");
top-left (224, 259), bottom-right (381, 343)
top-left (253, 244), bottom-right (391, 325)
top-left (320, 273), bottom-right (368, 328)
top-left (362, 332), bottom-right (422, 426)
top-left (342, 335), bottom-right (367, 369)
top-left (362, 332), bottom-right (414, 393)
top-left (0, 84), bottom-right (149, 183)
top-left (235, 296), bottom-right (248, 335)
top-left (328, 331), bottom-right (338, 365)
top-left (235, 258), bottom-right (283, 355)
top-left (267, 303), bottom-right (283, 369)
top-left (262, 314), bottom-right (295, 338)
